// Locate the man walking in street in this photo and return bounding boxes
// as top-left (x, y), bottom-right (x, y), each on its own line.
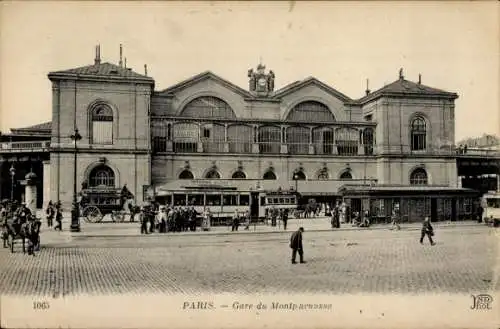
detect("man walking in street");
top-left (420, 217), bottom-right (436, 245)
top-left (290, 227), bottom-right (306, 264)
top-left (282, 208), bottom-right (289, 230)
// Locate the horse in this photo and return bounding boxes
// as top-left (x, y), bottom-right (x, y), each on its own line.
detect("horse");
top-left (2, 216), bottom-right (28, 254)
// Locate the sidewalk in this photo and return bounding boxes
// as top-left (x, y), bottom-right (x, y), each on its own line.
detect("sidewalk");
top-left (37, 212), bottom-right (484, 240)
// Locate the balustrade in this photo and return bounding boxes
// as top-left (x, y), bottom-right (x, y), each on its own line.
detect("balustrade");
top-left (0, 141), bottom-right (50, 152)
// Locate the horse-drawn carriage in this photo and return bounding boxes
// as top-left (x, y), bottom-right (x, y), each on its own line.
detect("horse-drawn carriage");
top-left (78, 186), bottom-right (136, 223)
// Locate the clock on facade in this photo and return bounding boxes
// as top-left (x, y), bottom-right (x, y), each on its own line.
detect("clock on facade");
top-left (257, 77), bottom-right (267, 90)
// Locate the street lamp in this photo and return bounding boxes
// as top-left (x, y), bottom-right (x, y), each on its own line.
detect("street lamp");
top-left (293, 173), bottom-right (299, 192)
top-left (9, 164), bottom-right (16, 201)
top-left (70, 128), bottom-right (82, 232)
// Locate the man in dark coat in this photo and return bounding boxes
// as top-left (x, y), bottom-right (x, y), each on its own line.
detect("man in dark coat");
top-left (282, 209), bottom-right (289, 230)
top-left (290, 227), bottom-right (306, 264)
top-left (420, 217), bottom-right (435, 245)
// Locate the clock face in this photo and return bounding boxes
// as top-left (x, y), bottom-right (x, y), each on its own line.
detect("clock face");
top-left (258, 77), bottom-right (267, 87)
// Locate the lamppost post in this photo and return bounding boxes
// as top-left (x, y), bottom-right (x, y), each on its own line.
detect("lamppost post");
top-left (294, 174), bottom-right (298, 192)
top-left (70, 128), bottom-right (82, 232)
top-left (9, 164), bottom-right (16, 201)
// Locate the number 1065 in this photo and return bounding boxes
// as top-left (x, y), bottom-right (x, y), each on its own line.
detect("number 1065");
top-left (33, 301), bottom-right (50, 310)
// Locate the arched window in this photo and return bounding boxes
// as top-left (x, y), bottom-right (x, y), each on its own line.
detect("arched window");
top-left (180, 96), bottom-right (236, 119)
top-left (263, 171), bottom-right (276, 180)
top-left (313, 127), bottom-right (335, 155)
top-left (172, 123), bottom-right (199, 153)
top-left (258, 126), bottom-right (281, 154)
top-left (205, 170), bottom-right (220, 179)
top-left (317, 170), bottom-right (329, 180)
top-left (340, 171), bottom-right (352, 180)
top-left (336, 127), bottom-right (359, 156)
top-left (232, 171), bottom-right (246, 179)
top-left (227, 125), bottom-right (253, 153)
top-left (411, 117), bottom-right (427, 151)
top-left (89, 165), bottom-right (115, 187)
top-left (362, 128), bottom-right (375, 155)
top-left (179, 170), bottom-right (194, 179)
top-left (293, 171), bottom-right (306, 180)
top-left (410, 168), bottom-right (428, 185)
top-left (286, 101), bottom-right (335, 122)
top-left (286, 126), bottom-right (310, 154)
top-left (91, 105), bottom-right (113, 144)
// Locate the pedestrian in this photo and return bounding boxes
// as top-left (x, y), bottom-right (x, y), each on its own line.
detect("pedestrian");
top-left (46, 201), bottom-right (55, 228)
top-left (54, 202), bottom-right (63, 231)
top-left (140, 207), bottom-right (148, 234)
top-left (420, 217), bottom-right (436, 245)
top-left (282, 208), bottom-right (288, 230)
top-left (391, 204), bottom-right (401, 230)
top-left (232, 210), bottom-right (240, 231)
top-left (290, 227), bottom-right (306, 264)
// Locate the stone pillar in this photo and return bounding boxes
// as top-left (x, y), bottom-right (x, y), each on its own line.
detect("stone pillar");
top-left (23, 172), bottom-right (38, 214)
top-left (358, 144), bottom-right (365, 155)
top-left (197, 124), bottom-right (204, 152)
top-left (223, 124), bottom-right (230, 152)
top-left (308, 127), bottom-right (314, 155)
top-left (252, 125), bottom-right (260, 153)
top-left (457, 175), bottom-right (463, 188)
top-left (42, 160), bottom-right (50, 208)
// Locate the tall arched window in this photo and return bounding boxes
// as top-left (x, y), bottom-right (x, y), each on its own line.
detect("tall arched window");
top-left (339, 171), bottom-right (352, 180)
top-left (410, 168), bottom-right (428, 185)
top-left (336, 127), bottom-right (359, 156)
top-left (91, 105), bottom-right (113, 144)
top-left (227, 125), bottom-right (253, 153)
top-left (263, 171), bottom-right (276, 180)
top-left (286, 101), bottom-right (335, 122)
top-left (293, 170), bottom-right (306, 180)
top-left (232, 171), bottom-right (246, 179)
top-left (362, 128), bottom-right (375, 155)
top-left (180, 96), bottom-right (236, 119)
top-left (259, 126), bottom-right (281, 154)
top-left (411, 117), bottom-right (427, 150)
top-left (179, 170), bottom-right (194, 179)
top-left (89, 165), bottom-right (115, 187)
top-left (205, 170), bottom-right (220, 179)
top-left (286, 126), bottom-right (310, 155)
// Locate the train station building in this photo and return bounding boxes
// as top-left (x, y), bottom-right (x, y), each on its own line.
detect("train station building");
top-left (2, 46), bottom-right (497, 221)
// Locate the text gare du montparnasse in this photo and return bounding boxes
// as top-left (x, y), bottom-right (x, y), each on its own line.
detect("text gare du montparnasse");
top-left (183, 301), bottom-right (333, 311)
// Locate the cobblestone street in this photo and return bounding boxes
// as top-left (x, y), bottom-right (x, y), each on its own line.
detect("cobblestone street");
top-left (0, 225), bottom-right (498, 297)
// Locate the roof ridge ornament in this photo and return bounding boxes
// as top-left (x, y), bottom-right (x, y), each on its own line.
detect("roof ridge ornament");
top-left (94, 45), bottom-right (101, 65)
top-left (399, 68), bottom-right (404, 80)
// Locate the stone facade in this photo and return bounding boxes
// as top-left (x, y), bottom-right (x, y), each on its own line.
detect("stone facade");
top-left (45, 49), bottom-right (460, 208)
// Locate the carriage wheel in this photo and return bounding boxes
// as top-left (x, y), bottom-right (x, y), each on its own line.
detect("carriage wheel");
top-left (83, 206), bottom-right (103, 223)
top-left (111, 211), bottom-right (125, 223)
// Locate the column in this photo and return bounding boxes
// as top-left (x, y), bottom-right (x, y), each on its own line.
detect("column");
top-left (197, 123), bottom-right (204, 152)
top-left (252, 125), bottom-right (260, 153)
top-left (223, 123), bottom-right (230, 153)
top-left (166, 122), bottom-right (173, 152)
top-left (358, 128), bottom-right (365, 155)
top-left (308, 127), bottom-right (315, 155)
top-left (280, 126), bottom-right (288, 154)
top-left (23, 174), bottom-right (38, 214)
top-left (457, 175), bottom-right (463, 188)
top-left (42, 160), bottom-right (50, 208)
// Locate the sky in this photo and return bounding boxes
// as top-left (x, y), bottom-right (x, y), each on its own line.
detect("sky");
top-left (0, 1), bottom-right (498, 142)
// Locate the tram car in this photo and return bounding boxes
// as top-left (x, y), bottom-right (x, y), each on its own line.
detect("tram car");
top-left (154, 186), bottom-right (300, 224)
top-left (482, 191), bottom-right (500, 226)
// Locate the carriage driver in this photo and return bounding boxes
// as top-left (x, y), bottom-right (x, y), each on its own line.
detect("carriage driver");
top-left (15, 203), bottom-right (32, 224)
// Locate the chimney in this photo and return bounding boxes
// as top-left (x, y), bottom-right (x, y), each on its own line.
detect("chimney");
top-left (124, 57), bottom-right (127, 69)
top-left (94, 45), bottom-right (101, 65)
top-left (119, 44), bottom-right (123, 67)
top-left (365, 79), bottom-right (370, 95)
top-left (144, 64), bottom-right (148, 76)
top-left (418, 74), bottom-right (422, 84)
